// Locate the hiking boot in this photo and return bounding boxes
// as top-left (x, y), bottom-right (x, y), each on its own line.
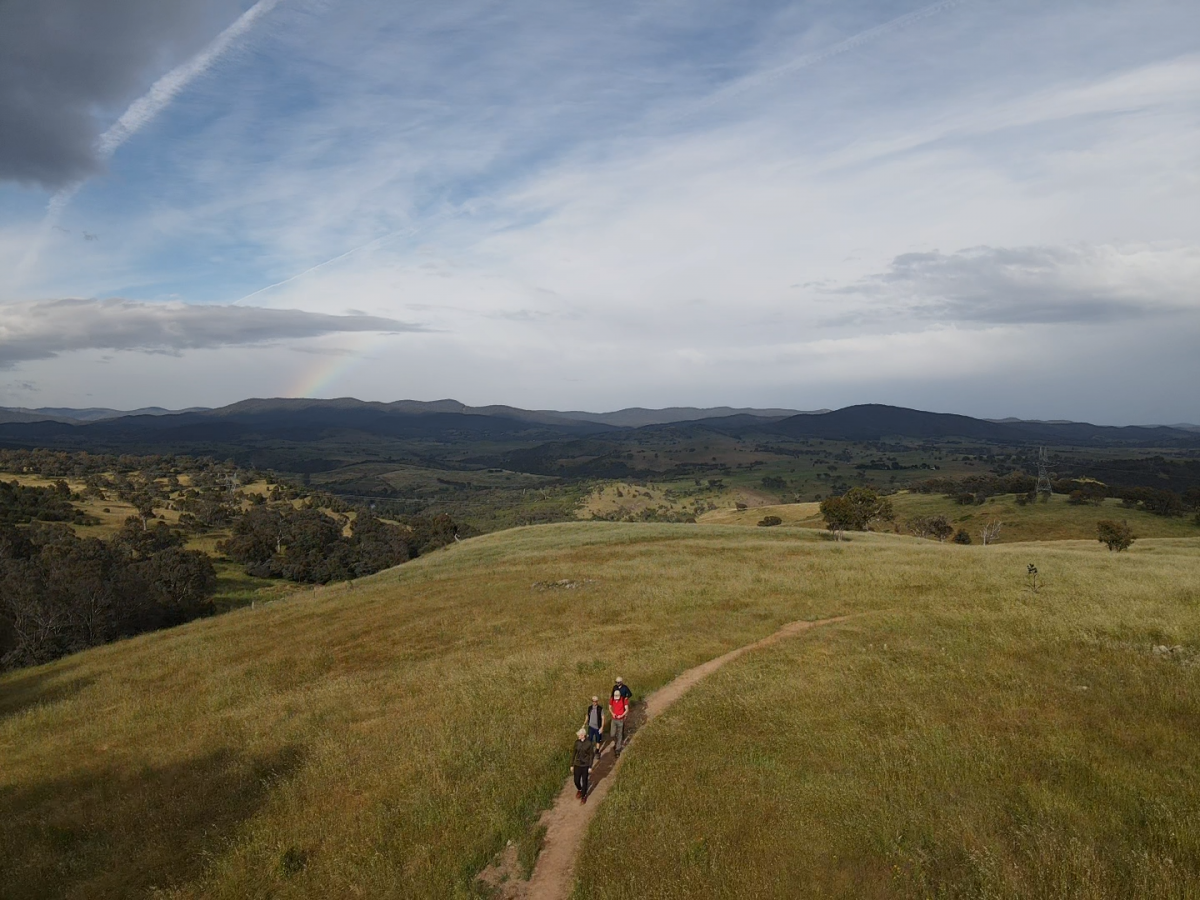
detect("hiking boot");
top-left (576, 789), bottom-right (582, 799)
top-left (581, 792), bottom-right (588, 804)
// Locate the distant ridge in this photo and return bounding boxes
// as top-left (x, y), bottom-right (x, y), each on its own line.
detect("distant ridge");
top-left (0, 406), bottom-right (209, 425)
top-left (0, 399), bottom-right (1195, 456)
top-left (553, 406), bottom-right (825, 428)
top-left (764, 404), bottom-right (1196, 445)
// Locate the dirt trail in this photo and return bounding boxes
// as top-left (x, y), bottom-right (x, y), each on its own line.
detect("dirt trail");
top-left (478, 615), bottom-right (849, 900)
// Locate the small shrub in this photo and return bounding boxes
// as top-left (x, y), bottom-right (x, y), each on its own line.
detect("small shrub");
top-left (279, 846), bottom-right (308, 876)
top-left (758, 515), bottom-right (782, 527)
top-left (1097, 519), bottom-right (1135, 552)
top-left (953, 529), bottom-right (972, 545)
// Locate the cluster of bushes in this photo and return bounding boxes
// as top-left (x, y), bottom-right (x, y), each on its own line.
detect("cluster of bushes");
top-left (915, 473), bottom-right (1037, 499)
top-left (0, 519), bottom-right (216, 669)
top-left (0, 479), bottom-right (97, 527)
top-left (218, 507), bottom-right (470, 584)
top-left (917, 473), bottom-right (1200, 522)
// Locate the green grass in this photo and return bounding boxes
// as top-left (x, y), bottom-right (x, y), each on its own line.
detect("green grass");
top-left (2, 523), bottom-right (1198, 899)
top-left (209, 560), bottom-right (301, 613)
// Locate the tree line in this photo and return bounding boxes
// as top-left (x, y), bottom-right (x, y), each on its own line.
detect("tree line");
top-left (0, 518), bottom-right (215, 669)
top-left (0, 452), bottom-right (472, 671)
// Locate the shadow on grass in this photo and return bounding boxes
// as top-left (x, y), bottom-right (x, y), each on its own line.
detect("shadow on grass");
top-left (0, 664), bottom-right (93, 722)
top-left (0, 744), bottom-right (305, 900)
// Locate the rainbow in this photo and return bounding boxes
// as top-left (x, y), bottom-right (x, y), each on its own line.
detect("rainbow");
top-left (286, 332), bottom-right (384, 399)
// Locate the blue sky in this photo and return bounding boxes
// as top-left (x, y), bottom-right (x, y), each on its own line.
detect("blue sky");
top-left (1, 0), bottom-right (1198, 422)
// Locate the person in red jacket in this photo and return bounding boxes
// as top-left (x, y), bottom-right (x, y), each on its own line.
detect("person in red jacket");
top-left (609, 688), bottom-right (629, 757)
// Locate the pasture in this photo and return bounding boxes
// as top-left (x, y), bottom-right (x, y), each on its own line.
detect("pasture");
top-left (1, 522), bottom-right (1198, 898)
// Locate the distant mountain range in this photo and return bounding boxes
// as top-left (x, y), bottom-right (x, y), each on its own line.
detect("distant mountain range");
top-left (0, 399), bottom-right (1196, 459)
top-left (0, 401), bottom-right (808, 429)
top-left (0, 406), bottom-right (209, 425)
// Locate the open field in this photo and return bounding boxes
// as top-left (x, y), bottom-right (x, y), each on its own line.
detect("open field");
top-left (580, 536), bottom-right (1200, 898)
top-left (700, 491), bottom-right (1200, 542)
top-left (2, 524), bottom-right (1199, 898)
top-left (577, 480), bottom-right (778, 522)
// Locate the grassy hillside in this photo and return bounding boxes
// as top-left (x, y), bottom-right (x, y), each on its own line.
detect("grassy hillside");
top-left (0, 524), bottom-right (864, 899)
top-left (2, 523), bottom-right (1198, 899)
top-left (579, 537), bottom-right (1200, 898)
top-left (701, 491), bottom-right (1200, 542)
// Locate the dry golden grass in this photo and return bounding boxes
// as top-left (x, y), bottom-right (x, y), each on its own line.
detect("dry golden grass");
top-left (0, 524), bottom-right (864, 899)
top-left (578, 535), bottom-right (1200, 899)
top-left (2, 523), bottom-right (1198, 899)
top-left (699, 500), bottom-right (822, 525)
top-left (700, 491), bottom-right (1200, 542)
top-left (579, 482), bottom-right (778, 521)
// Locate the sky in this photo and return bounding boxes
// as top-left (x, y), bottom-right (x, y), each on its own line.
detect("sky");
top-left (0, 0), bottom-right (1197, 424)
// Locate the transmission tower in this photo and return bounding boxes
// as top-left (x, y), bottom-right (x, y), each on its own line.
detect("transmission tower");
top-left (1035, 447), bottom-right (1053, 500)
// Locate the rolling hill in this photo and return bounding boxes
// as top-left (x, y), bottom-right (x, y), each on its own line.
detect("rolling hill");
top-left (2, 523), bottom-right (1198, 898)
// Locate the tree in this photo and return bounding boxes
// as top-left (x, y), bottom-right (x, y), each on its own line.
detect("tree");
top-left (819, 488), bottom-right (894, 538)
top-left (349, 513), bottom-right (410, 576)
top-left (953, 529), bottom-right (972, 545)
top-left (979, 519), bottom-right (1003, 546)
top-left (1097, 519), bottom-right (1135, 552)
top-left (908, 515), bottom-right (952, 541)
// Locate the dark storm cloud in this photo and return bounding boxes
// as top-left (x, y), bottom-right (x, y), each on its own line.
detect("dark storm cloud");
top-left (0, 298), bottom-right (423, 367)
top-left (0, 0), bottom-right (244, 187)
top-left (831, 245), bottom-right (1197, 325)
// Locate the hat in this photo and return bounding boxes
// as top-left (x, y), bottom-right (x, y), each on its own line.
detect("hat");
top-left (592, 695), bottom-right (599, 702)
top-left (615, 676), bottom-right (623, 683)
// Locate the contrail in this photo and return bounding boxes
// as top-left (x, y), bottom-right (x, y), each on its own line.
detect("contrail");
top-left (672, 0), bottom-right (968, 123)
top-left (93, 0), bottom-right (282, 162)
top-left (19, 0), bottom-right (282, 276)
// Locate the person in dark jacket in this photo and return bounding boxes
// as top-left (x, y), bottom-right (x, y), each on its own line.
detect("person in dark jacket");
top-left (571, 728), bottom-right (595, 802)
top-left (612, 676), bottom-right (632, 702)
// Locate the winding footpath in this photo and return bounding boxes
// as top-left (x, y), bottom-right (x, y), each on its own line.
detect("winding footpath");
top-left (480, 615), bottom-right (850, 900)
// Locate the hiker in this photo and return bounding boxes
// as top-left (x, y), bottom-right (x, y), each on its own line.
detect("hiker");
top-left (571, 728), bottom-right (595, 803)
top-left (612, 675), bottom-right (632, 702)
top-left (609, 687), bottom-right (629, 757)
top-left (584, 695), bottom-right (605, 758)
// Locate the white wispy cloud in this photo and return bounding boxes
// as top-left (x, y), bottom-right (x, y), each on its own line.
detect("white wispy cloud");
top-left (2, 0), bottom-right (1199, 419)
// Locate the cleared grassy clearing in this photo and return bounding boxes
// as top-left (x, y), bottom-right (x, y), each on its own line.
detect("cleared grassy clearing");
top-left (700, 500), bottom-right (822, 526)
top-left (209, 560), bottom-right (301, 613)
top-left (0, 523), bottom-right (867, 900)
top-left (700, 491), bottom-right (1199, 542)
top-left (578, 481), bottom-right (778, 521)
top-left (578, 537), bottom-right (1200, 899)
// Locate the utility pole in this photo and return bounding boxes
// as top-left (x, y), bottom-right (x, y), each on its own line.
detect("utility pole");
top-left (1035, 447), bottom-right (1053, 502)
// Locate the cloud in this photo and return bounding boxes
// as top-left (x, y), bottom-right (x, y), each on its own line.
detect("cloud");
top-left (826, 244), bottom-right (1200, 325)
top-left (0, 0), bottom-right (245, 187)
top-left (0, 298), bottom-right (421, 367)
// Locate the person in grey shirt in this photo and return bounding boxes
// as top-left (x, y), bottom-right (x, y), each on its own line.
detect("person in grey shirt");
top-left (584, 695), bottom-right (605, 759)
